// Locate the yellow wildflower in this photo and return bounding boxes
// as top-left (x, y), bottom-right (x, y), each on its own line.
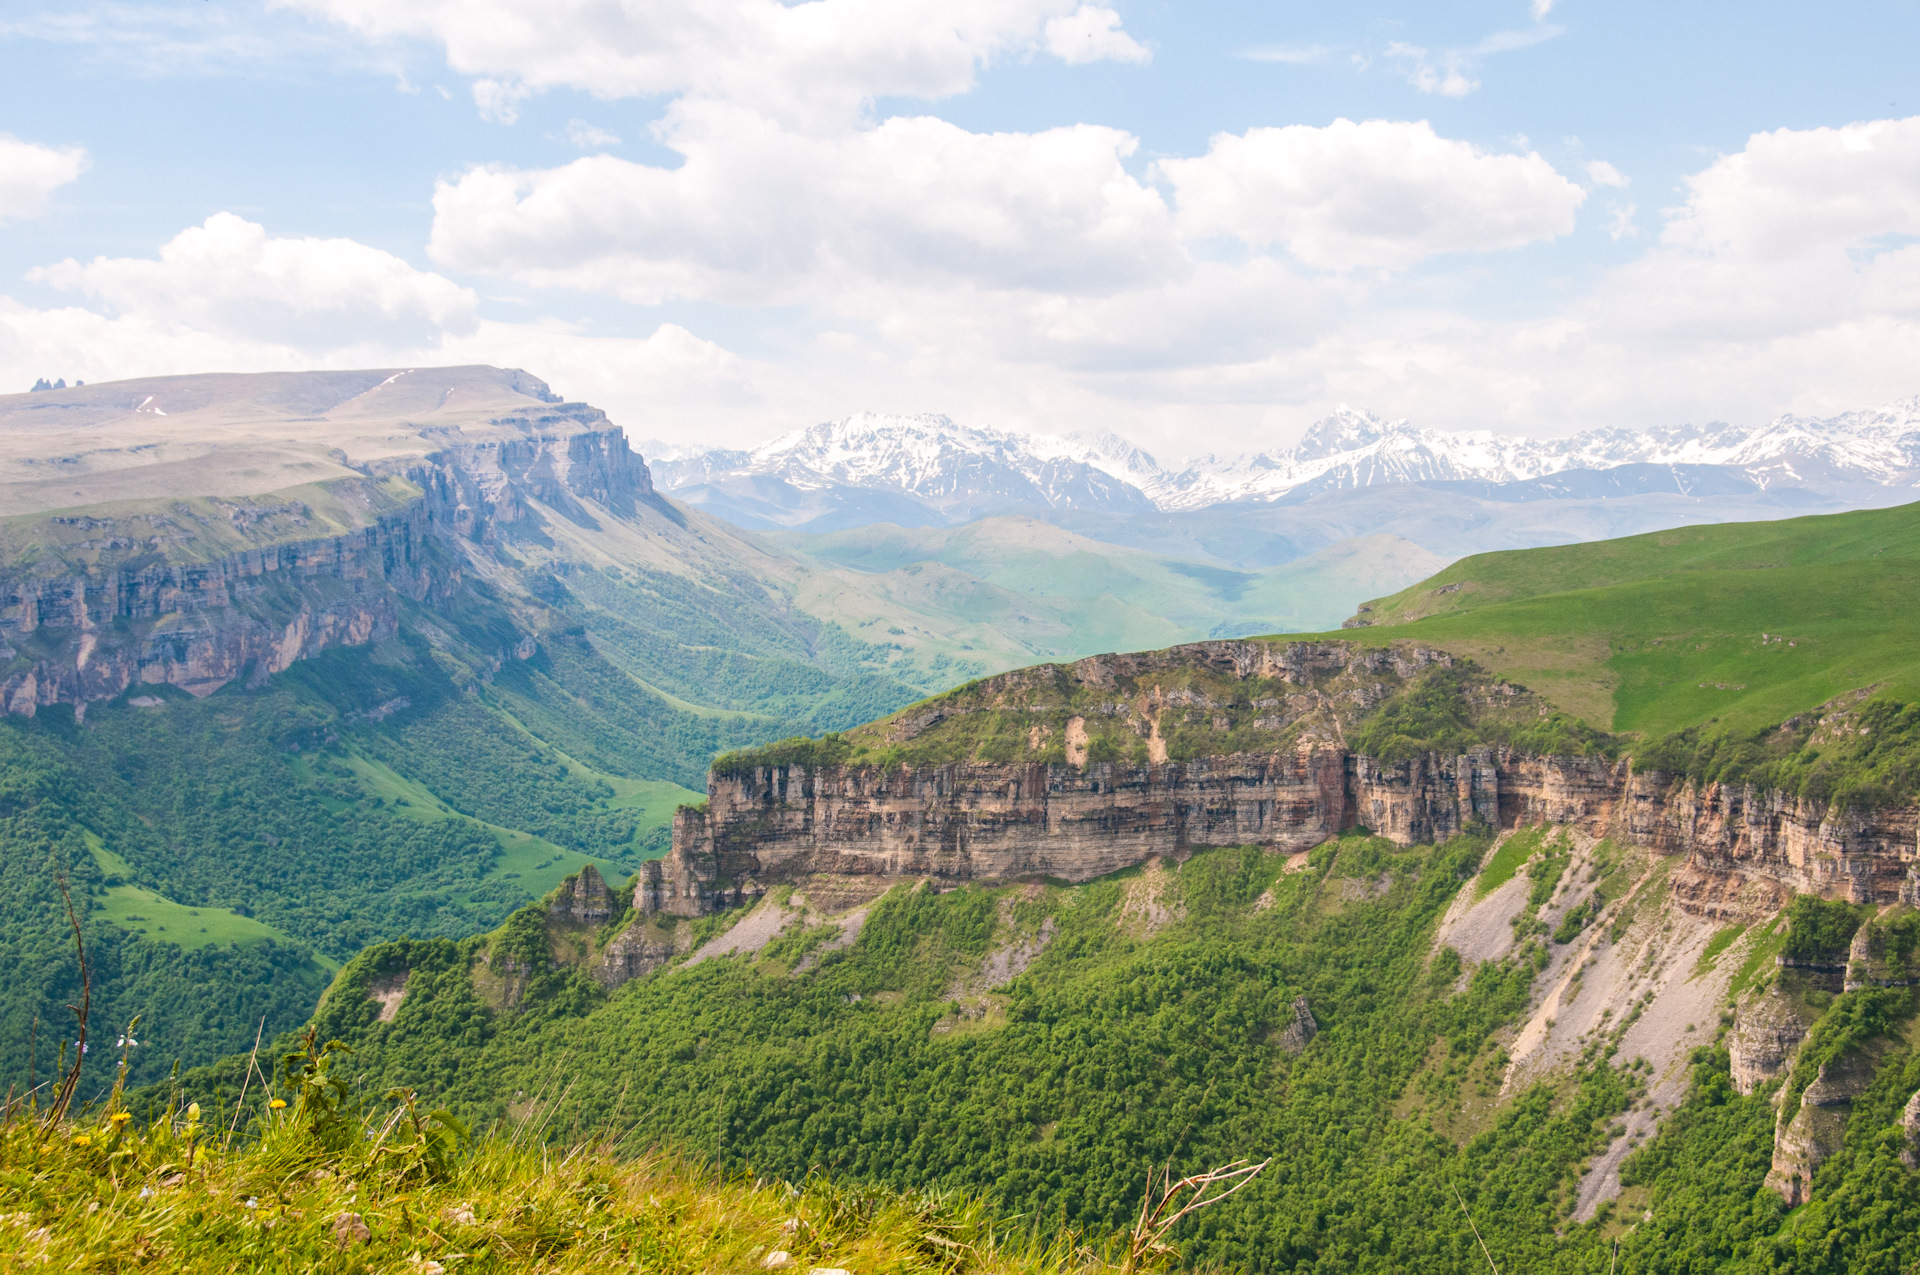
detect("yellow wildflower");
top-left (73, 1134), bottom-right (91, 1147)
top-left (186, 1103), bottom-right (200, 1120)
top-left (269, 1099), bottom-right (287, 1110)
top-left (110, 1112), bottom-right (133, 1124)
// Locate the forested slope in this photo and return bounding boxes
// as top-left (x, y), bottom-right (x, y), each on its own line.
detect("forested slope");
top-left (160, 834), bottom-right (1920, 1273)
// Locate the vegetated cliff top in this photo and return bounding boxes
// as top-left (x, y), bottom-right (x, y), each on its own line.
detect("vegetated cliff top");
top-left (1336, 498), bottom-right (1920, 740)
top-left (713, 639), bottom-right (1610, 775)
top-left (716, 500), bottom-right (1920, 808)
top-left (0, 365), bottom-right (605, 569)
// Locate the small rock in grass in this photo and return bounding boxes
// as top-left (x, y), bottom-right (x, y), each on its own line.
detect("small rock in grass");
top-left (332, 1212), bottom-right (371, 1248)
top-left (762, 1251), bottom-right (793, 1269)
top-left (443, 1203), bottom-right (478, 1226)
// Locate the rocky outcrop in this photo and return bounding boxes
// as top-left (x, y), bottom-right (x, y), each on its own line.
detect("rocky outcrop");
top-left (646, 640), bottom-right (1920, 918)
top-left (550, 863), bottom-right (615, 926)
top-left (652, 747), bottom-right (1355, 917)
top-left (1, 497), bottom-right (429, 715)
top-left (1844, 906), bottom-right (1920, 990)
top-left (1, 415), bottom-right (660, 715)
top-left (1766, 1045), bottom-right (1886, 1205)
top-left (1640, 781), bottom-right (1920, 910)
top-left (1728, 987), bottom-right (1824, 1096)
top-left (593, 921), bottom-right (683, 988)
top-left (1275, 997), bottom-right (1318, 1054)
top-left (390, 408), bottom-right (666, 542)
top-left (1901, 1088), bottom-right (1920, 1170)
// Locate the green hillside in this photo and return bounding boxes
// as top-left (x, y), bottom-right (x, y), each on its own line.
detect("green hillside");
top-left (162, 836), bottom-right (1635, 1273)
top-left (151, 837), bottom-right (1920, 1274)
top-left (716, 502), bottom-right (1920, 812)
top-left (0, 541), bottom-right (915, 1092)
top-left (1340, 500), bottom-right (1920, 738)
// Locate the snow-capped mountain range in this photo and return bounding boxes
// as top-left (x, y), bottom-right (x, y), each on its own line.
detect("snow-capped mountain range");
top-left (644, 398), bottom-right (1920, 531)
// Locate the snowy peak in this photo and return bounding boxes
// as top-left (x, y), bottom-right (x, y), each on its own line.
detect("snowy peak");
top-left (1145, 397), bottom-right (1920, 509)
top-left (649, 412), bottom-right (1161, 530)
top-left (741, 412), bottom-right (1163, 494)
top-left (647, 396), bottom-right (1920, 530)
top-left (1290, 405), bottom-right (1400, 461)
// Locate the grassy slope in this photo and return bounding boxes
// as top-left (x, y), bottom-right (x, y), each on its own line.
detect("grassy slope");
top-left (3, 1105), bottom-right (1108, 1275)
top-left (1336, 500), bottom-right (1920, 736)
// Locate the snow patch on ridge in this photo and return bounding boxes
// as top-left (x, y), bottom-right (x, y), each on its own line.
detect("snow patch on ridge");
top-left (649, 396), bottom-right (1920, 519)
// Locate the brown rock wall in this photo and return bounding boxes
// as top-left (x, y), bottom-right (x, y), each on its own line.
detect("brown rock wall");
top-left (0, 426), bottom-right (653, 714)
top-left (0, 505), bottom-right (424, 714)
top-left (653, 639), bottom-right (1920, 916)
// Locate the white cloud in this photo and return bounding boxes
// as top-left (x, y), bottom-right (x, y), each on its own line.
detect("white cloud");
top-left (1044, 5), bottom-right (1149, 66)
top-left (1157, 119), bottom-right (1585, 270)
top-left (281, 0), bottom-right (1146, 130)
top-left (444, 320), bottom-right (763, 427)
top-left (1585, 159), bottom-right (1629, 187)
top-left (472, 77), bottom-right (530, 124)
top-left (1385, 42), bottom-right (1477, 97)
top-left (1661, 116), bottom-right (1920, 259)
top-left (29, 213), bottom-right (478, 350)
top-left (1380, 24), bottom-right (1560, 98)
top-left (0, 290), bottom-right (763, 438)
top-left (0, 212), bottom-right (763, 436)
top-left (1606, 202), bottom-right (1638, 240)
top-left (1531, 0), bottom-right (1555, 16)
top-left (560, 119), bottom-right (620, 148)
top-left (0, 133), bottom-right (88, 223)
top-left (428, 108), bottom-right (1182, 304)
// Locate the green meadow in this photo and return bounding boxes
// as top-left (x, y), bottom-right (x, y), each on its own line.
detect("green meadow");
top-left (87, 833), bottom-right (338, 971)
top-left (331, 751), bottom-right (696, 900)
top-left (1336, 500), bottom-right (1920, 737)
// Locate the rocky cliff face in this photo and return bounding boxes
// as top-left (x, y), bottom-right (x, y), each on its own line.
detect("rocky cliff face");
top-left (646, 642), bottom-right (1920, 919)
top-left (0, 414), bottom-right (659, 716)
top-left (1765, 1042), bottom-right (1891, 1206)
top-left (1, 494), bottom-right (430, 715)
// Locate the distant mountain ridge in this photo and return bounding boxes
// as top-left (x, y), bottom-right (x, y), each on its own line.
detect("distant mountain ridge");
top-left (647, 398), bottom-right (1920, 530)
top-left (649, 412), bottom-right (1160, 528)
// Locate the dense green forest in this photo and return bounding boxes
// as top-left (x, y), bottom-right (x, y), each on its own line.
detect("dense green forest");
top-left (149, 834), bottom-right (1920, 1273)
top-left (0, 557), bottom-right (932, 1094)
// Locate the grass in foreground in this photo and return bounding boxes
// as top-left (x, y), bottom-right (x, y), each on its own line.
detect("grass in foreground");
top-left (2, 1037), bottom-right (1119, 1275)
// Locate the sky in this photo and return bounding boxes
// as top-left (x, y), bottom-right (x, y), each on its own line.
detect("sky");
top-left (1, 0), bottom-right (1917, 459)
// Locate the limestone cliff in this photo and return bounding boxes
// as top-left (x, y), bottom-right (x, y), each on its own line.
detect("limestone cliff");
top-left (0, 369), bottom-right (663, 715)
top-left (1766, 1042), bottom-right (1891, 1206)
top-left (645, 640), bottom-right (1920, 919)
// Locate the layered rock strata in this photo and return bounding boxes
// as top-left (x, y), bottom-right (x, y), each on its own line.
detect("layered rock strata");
top-left (1, 413), bottom-right (658, 715)
top-left (647, 642), bottom-right (1920, 918)
top-left (1766, 1043), bottom-right (1890, 1206)
top-left (1728, 986), bottom-right (1829, 1096)
top-left (1, 498), bottom-right (430, 714)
